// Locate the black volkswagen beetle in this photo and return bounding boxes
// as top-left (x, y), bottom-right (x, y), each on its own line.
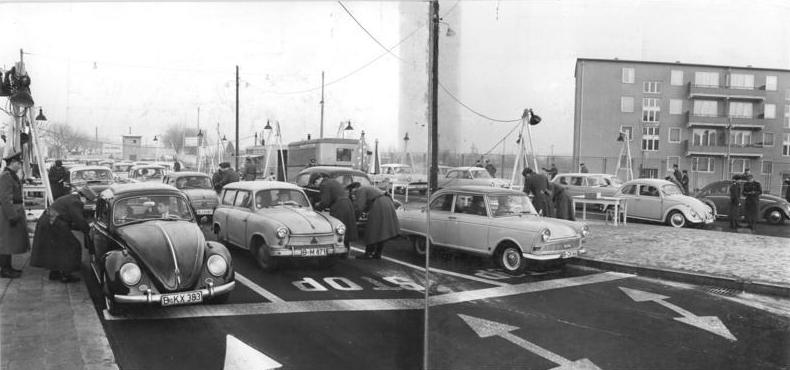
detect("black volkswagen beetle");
top-left (87, 182), bottom-right (235, 315)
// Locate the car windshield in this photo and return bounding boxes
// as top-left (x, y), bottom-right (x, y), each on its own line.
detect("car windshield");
top-left (606, 177), bottom-right (624, 186)
top-left (134, 167), bottom-right (163, 178)
top-left (394, 167), bottom-right (411, 174)
top-left (71, 169), bottom-right (113, 184)
top-left (471, 169), bottom-right (492, 179)
top-left (488, 193), bottom-right (537, 216)
top-left (113, 195), bottom-right (194, 225)
top-left (174, 176), bottom-right (212, 189)
top-left (255, 189), bottom-right (310, 208)
top-left (662, 184), bottom-right (684, 195)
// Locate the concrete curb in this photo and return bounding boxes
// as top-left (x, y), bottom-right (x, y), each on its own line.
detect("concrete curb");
top-left (571, 257), bottom-right (790, 298)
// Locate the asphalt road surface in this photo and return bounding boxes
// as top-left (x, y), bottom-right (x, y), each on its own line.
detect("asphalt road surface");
top-left (81, 231), bottom-right (789, 370)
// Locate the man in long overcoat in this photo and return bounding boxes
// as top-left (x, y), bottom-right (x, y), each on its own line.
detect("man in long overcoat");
top-left (349, 184), bottom-right (399, 259)
top-left (522, 167), bottom-right (552, 217)
top-left (312, 174), bottom-right (358, 254)
top-left (0, 152), bottom-right (29, 278)
top-left (549, 182), bottom-right (575, 221)
top-left (48, 159), bottom-right (69, 200)
top-left (30, 187), bottom-right (94, 282)
top-left (728, 175), bottom-right (742, 230)
top-left (742, 175), bottom-right (762, 231)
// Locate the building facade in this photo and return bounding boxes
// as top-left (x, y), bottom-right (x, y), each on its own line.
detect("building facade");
top-left (573, 58), bottom-right (790, 194)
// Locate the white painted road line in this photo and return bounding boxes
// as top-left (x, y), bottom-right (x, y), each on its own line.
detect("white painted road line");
top-left (349, 246), bottom-right (510, 287)
top-left (105, 272), bottom-right (632, 321)
top-left (236, 273), bottom-right (286, 303)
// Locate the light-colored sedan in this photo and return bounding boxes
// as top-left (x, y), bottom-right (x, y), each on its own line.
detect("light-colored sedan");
top-left (438, 167), bottom-right (510, 189)
top-left (552, 173), bottom-right (623, 198)
top-left (370, 163), bottom-right (428, 194)
top-left (614, 178), bottom-right (715, 228)
top-left (128, 165), bottom-right (166, 183)
top-left (398, 186), bottom-right (589, 275)
top-left (213, 181), bottom-right (348, 270)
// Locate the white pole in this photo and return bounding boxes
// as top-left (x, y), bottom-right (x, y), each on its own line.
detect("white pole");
top-left (28, 109), bottom-right (54, 205)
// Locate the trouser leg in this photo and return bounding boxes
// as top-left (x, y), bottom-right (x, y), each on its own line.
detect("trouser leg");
top-left (0, 254), bottom-right (11, 268)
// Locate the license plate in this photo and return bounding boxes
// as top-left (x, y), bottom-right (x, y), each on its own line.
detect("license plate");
top-left (561, 250), bottom-right (578, 258)
top-left (301, 248), bottom-right (328, 257)
top-left (161, 291), bottom-right (203, 307)
top-left (196, 209), bottom-right (213, 215)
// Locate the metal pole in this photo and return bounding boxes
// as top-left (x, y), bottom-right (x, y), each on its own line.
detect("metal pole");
top-left (425, 2), bottom-right (439, 369)
top-left (320, 71), bottom-right (325, 139)
top-left (235, 65), bottom-right (240, 171)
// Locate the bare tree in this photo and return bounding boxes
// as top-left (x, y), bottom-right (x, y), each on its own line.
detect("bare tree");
top-left (162, 124), bottom-right (199, 155)
top-left (43, 122), bottom-right (92, 158)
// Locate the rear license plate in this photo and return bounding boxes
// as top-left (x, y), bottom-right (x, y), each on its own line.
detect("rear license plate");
top-left (196, 209), bottom-right (213, 215)
top-left (301, 248), bottom-right (328, 257)
top-left (161, 291), bottom-right (203, 306)
top-left (561, 250), bottom-right (578, 258)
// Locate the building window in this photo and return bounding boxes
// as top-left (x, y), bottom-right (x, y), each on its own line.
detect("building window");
top-left (694, 71), bottom-right (719, 87)
top-left (785, 105), bottom-right (790, 128)
top-left (727, 73), bottom-right (754, 89)
top-left (643, 81), bottom-right (661, 94)
top-left (764, 104), bottom-right (776, 119)
top-left (336, 148), bottom-right (352, 162)
top-left (766, 76), bottom-right (777, 91)
top-left (666, 156), bottom-right (680, 170)
top-left (728, 102), bottom-right (753, 119)
top-left (642, 98), bottom-right (660, 123)
top-left (783, 134), bottom-right (790, 156)
top-left (691, 157), bottom-right (714, 173)
top-left (668, 128), bottom-right (681, 143)
top-left (622, 68), bottom-right (635, 84)
top-left (670, 70), bottom-right (683, 86)
top-left (620, 125), bottom-right (633, 141)
top-left (642, 126), bottom-right (660, 151)
top-left (692, 129), bottom-right (718, 146)
top-left (692, 100), bottom-right (717, 117)
top-left (730, 159), bottom-right (748, 175)
top-left (621, 96), bottom-right (634, 112)
top-left (761, 161), bottom-right (773, 175)
top-left (730, 130), bottom-right (753, 146)
top-left (786, 88), bottom-right (790, 101)
top-left (669, 99), bottom-right (683, 115)
top-left (763, 133), bottom-right (774, 147)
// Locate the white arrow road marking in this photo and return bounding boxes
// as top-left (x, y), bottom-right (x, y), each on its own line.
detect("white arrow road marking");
top-left (619, 287), bottom-right (737, 341)
top-left (459, 314), bottom-right (602, 370)
top-left (224, 334), bottom-right (282, 370)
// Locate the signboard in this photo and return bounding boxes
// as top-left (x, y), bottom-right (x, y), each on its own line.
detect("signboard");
top-left (184, 137), bottom-right (199, 147)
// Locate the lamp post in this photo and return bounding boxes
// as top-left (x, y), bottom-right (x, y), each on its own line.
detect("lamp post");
top-left (153, 135), bottom-right (160, 161)
top-left (197, 129), bottom-right (204, 172)
top-left (726, 117), bottom-right (732, 180)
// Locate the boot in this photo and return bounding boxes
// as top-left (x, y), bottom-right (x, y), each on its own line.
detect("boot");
top-left (372, 243), bottom-right (384, 259)
top-left (356, 245), bottom-right (375, 259)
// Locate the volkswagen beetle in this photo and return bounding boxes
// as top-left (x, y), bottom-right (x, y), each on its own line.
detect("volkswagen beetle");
top-left (88, 183), bottom-right (235, 315)
top-left (614, 178), bottom-right (715, 228)
top-left (163, 171), bottom-right (220, 223)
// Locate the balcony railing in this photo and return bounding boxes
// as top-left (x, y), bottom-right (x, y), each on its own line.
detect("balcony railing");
top-left (685, 112), bottom-right (764, 130)
top-left (688, 83), bottom-right (765, 100)
top-left (683, 140), bottom-right (765, 157)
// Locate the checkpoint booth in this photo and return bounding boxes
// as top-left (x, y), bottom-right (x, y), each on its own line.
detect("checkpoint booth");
top-left (286, 138), bottom-right (361, 181)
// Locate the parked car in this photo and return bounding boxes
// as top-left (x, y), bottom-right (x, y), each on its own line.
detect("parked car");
top-left (67, 165), bottom-right (115, 215)
top-left (398, 186), bottom-right (589, 274)
top-left (552, 173), bottom-right (623, 198)
top-left (694, 180), bottom-right (790, 225)
top-left (87, 182), bottom-right (235, 315)
top-left (437, 166), bottom-right (510, 189)
top-left (112, 161), bottom-right (134, 181)
top-left (295, 165), bottom-right (373, 210)
top-left (438, 165), bottom-right (452, 176)
top-left (128, 164), bottom-right (166, 183)
top-left (163, 171), bottom-right (220, 223)
top-left (370, 163), bottom-right (428, 194)
top-left (213, 181), bottom-right (349, 270)
top-left (613, 178), bottom-right (715, 228)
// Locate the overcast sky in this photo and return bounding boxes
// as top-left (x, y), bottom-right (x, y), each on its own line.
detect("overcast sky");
top-left (2, 0), bottom-right (789, 156)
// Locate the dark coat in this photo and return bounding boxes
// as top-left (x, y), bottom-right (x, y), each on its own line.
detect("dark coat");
top-left (212, 171), bottom-right (223, 192)
top-left (317, 179), bottom-right (358, 242)
top-left (243, 162), bottom-right (256, 181)
top-left (48, 164), bottom-right (69, 199)
top-left (0, 168), bottom-right (29, 255)
top-left (785, 182), bottom-right (790, 203)
top-left (353, 186), bottom-right (399, 245)
top-left (680, 174), bottom-right (690, 194)
top-left (30, 194), bottom-right (90, 272)
top-left (523, 172), bottom-right (552, 216)
top-left (728, 181), bottom-right (741, 227)
top-left (550, 183), bottom-right (575, 221)
top-left (742, 181), bottom-right (762, 224)
top-left (484, 163), bottom-right (496, 177)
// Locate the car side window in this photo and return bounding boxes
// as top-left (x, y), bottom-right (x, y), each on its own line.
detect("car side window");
top-left (222, 190), bottom-right (237, 205)
top-left (430, 194), bottom-right (453, 212)
top-left (571, 177), bottom-right (583, 186)
top-left (621, 184), bottom-right (636, 195)
top-left (446, 171), bottom-right (458, 179)
top-left (234, 191), bottom-right (252, 208)
top-left (558, 176), bottom-right (568, 185)
top-left (296, 173), bottom-right (311, 187)
top-left (466, 195), bottom-right (487, 216)
top-left (640, 185), bottom-right (659, 197)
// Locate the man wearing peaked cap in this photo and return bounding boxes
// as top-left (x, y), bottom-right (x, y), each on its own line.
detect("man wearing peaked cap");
top-left (0, 151), bottom-right (29, 278)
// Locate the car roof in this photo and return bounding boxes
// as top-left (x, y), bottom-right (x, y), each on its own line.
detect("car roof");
top-left (554, 173), bottom-right (616, 177)
top-left (105, 182), bottom-right (183, 197)
top-left (223, 181), bottom-right (301, 192)
top-left (69, 165), bottom-right (113, 172)
top-left (440, 185), bottom-right (523, 194)
top-left (449, 166), bottom-right (487, 171)
top-left (167, 171), bottom-right (208, 178)
top-left (382, 164), bottom-right (411, 168)
top-left (622, 178), bottom-right (675, 186)
top-left (130, 164), bottom-right (165, 170)
top-left (298, 166), bottom-right (369, 176)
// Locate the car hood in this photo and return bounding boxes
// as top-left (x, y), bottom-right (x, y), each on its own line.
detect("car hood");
top-left (182, 188), bottom-right (219, 202)
top-left (666, 194), bottom-right (712, 213)
top-left (117, 221), bottom-right (205, 292)
top-left (761, 194), bottom-right (789, 204)
top-left (494, 214), bottom-right (581, 238)
top-left (255, 207), bottom-right (334, 234)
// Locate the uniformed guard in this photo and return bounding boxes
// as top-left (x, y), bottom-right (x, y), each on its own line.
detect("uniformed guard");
top-left (0, 152), bottom-right (29, 278)
top-left (742, 175), bottom-right (762, 231)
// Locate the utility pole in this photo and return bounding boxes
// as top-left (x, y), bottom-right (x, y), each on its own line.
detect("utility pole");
top-left (235, 65), bottom-right (240, 171)
top-left (424, 3), bottom-right (439, 370)
top-left (320, 71), bottom-right (325, 139)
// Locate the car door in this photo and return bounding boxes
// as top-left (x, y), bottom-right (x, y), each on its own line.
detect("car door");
top-left (218, 189), bottom-right (237, 243)
top-left (565, 176), bottom-right (586, 197)
top-left (228, 190), bottom-right (252, 248)
top-left (632, 184), bottom-right (663, 220)
top-left (426, 193), bottom-right (453, 245)
top-left (707, 182), bottom-right (732, 216)
top-left (444, 193), bottom-right (489, 253)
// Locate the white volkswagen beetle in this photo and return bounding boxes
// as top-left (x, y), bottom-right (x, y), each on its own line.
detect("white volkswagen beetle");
top-left (212, 181), bottom-right (348, 270)
top-left (613, 178), bottom-right (715, 228)
top-left (398, 186), bottom-right (588, 275)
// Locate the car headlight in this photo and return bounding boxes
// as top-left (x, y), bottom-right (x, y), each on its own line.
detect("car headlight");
top-left (276, 227), bottom-right (288, 239)
top-left (335, 224), bottom-right (346, 235)
top-left (581, 224), bottom-right (590, 238)
top-left (119, 263), bottom-right (142, 286)
top-left (540, 229), bottom-right (551, 242)
top-left (207, 254), bottom-right (228, 277)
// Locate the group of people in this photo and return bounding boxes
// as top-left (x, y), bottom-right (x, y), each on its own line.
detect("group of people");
top-left (665, 164), bottom-right (690, 195)
top-left (521, 167), bottom-right (575, 221)
top-left (212, 162), bottom-right (240, 192)
top-left (310, 173), bottom-right (400, 260)
top-left (473, 158), bottom-right (497, 177)
top-left (729, 170), bottom-right (762, 231)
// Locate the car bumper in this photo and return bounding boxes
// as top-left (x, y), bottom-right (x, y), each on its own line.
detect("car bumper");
top-left (524, 248), bottom-right (586, 261)
top-left (269, 244), bottom-right (348, 257)
top-left (114, 280), bottom-right (235, 304)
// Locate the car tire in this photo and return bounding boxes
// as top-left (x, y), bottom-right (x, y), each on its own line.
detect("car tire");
top-left (764, 208), bottom-right (785, 225)
top-left (103, 273), bottom-right (127, 316)
top-left (496, 244), bottom-right (527, 276)
top-left (252, 238), bottom-right (279, 271)
top-left (411, 236), bottom-right (427, 256)
top-left (666, 210), bottom-right (687, 228)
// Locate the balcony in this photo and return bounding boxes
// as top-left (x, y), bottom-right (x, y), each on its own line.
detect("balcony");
top-left (688, 83), bottom-right (766, 101)
top-left (683, 140), bottom-right (764, 158)
top-left (686, 112), bottom-right (764, 130)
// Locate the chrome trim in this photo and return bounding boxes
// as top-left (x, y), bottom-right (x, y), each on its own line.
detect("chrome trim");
top-left (523, 248), bottom-right (586, 261)
top-left (113, 281), bottom-right (235, 303)
top-left (269, 244), bottom-right (346, 257)
top-left (154, 223), bottom-right (181, 287)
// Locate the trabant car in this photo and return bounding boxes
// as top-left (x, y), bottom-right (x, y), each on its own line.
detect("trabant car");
top-left (213, 181), bottom-right (349, 270)
top-left (437, 167), bottom-right (510, 189)
top-left (128, 164), bottom-right (166, 183)
top-left (397, 186), bottom-right (589, 275)
top-left (87, 183), bottom-right (235, 315)
top-left (163, 171), bottom-right (219, 222)
top-left (370, 163), bottom-right (428, 194)
top-left (67, 165), bottom-right (115, 214)
top-left (694, 180), bottom-right (790, 225)
top-left (614, 178), bottom-right (715, 228)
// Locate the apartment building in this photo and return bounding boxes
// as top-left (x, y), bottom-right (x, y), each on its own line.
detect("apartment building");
top-left (573, 58), bottom-right (790, 194)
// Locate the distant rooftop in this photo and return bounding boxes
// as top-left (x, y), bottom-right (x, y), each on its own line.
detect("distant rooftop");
top-left (576, 58), bottom-right (790, 73)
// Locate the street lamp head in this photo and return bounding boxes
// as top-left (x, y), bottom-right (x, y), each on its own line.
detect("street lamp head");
top-left (403, 132), bottom-right (410, 142)
top-left (221, 135), bottom-right (227, 142)
top-left (35, 108), bottom-right (47, 121)
top-left (153, 136), bottom-right (158, 142)
top-left (197, 129), bottom-right (203, 138)
top-left (264, 120), bottom-right (273, 131)
top-left (445, 26), bottom-right (456, 37)
top-left (344, 120), bottom-right (354, 131)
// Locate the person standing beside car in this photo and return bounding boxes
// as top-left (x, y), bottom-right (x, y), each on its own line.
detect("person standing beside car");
top-left (348, 183), bottom-right (399, 259)
top-left (549, 182), bottom-right (575, 221)
top-left (0, 152), bottom-right (28, 278)
top-left (522, 167), bottom-right (552, 217)
top-left (48, 159), bottom-right (69, 200)
top-left (728, 175), bottom-right (742, 230)
top-left (742, 175), bottom-right (762, 231)
top-left (680, 170), bottom-right (690, 195)
top-left (30, 187), bottom-right (95, 283)
top-left (312, 174), bottom-right (358, 254)
top-left (784, 178), bottom-right (790, 203)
